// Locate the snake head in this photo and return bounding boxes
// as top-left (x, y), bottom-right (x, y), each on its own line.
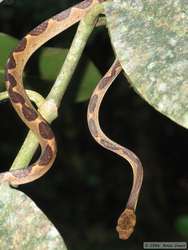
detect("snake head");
top-left (116, 208), bottom-right (136, 240)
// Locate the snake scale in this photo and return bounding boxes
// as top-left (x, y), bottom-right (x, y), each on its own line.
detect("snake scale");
top-left (1, 0), bottom-right (143, 240)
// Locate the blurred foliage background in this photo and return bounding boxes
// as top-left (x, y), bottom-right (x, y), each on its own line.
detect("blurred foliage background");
top-left (0, 0), bottom-right (188, 249)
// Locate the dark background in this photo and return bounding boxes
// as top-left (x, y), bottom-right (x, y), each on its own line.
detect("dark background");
top-left (0, 0), bottom-right (188, 249)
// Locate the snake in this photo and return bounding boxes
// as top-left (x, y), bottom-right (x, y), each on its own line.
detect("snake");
top-left (1, 0), bottom-right (143, 240)
top-left (87, 60), bottom-right (143, 239)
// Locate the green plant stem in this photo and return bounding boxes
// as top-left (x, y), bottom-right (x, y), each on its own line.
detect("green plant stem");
top-left (46, 4), bottom-right (103, 107)
top-left (10, 3), bottom-right (103, 171)
top-left (0, 90), bottom-right (45, 106)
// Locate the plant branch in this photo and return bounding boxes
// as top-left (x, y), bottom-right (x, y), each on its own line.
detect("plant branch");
top-left (10, 3), bottom-right (104, 171)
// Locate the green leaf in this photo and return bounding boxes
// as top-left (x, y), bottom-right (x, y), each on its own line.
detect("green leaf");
top-left (39, 47), bottom-right (68, 81)
top-left (75, 58), bottom-right (101, 102)
top-left (0, 183), bottom-right (67, 249)
top-left (175, 215), bottom-right (188, 238)
top-left (39, 47), bottom-right (101, 102)
top-left (104, 0), bottom-right (188, 128)
top-left (0, 33), bottom-right (18, 88)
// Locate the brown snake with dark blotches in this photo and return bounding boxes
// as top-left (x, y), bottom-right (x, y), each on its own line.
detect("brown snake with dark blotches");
top-left (1, 0), bottom-right (143, 240)
top-left (87, 60), bottom-right (143, 239)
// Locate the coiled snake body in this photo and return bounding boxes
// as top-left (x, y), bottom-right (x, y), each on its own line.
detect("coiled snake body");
top-left (1, 0), bottom-right (143, 240)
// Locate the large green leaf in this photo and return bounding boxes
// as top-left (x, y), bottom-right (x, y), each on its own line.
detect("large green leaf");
top-left (0, 33), bottom-right (101, 102)
top-left (103, 0), bottom-right (188, 128)
top-left (0, 183), bottom-right (67, 250)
